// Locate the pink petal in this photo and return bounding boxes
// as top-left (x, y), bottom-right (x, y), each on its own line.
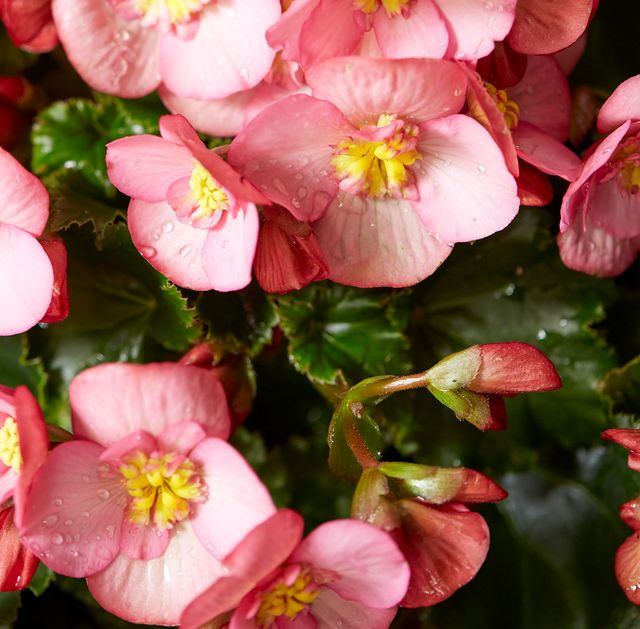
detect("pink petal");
top-left (20, 441), bottom-right (127, 578)
top-left (517, 161), bottom-right (553, 207)
top-left (0, 147), bottom-right (48, 235)
top-left (508, 56), bottom-right (571, 141)
top-left (201, 204), bottom-right (259, 292)
top-left (621, 498), bottom-right (640, 532)
top-left (229, 94), bottom-right (351, 221)
top-left (159, 0), bottom-right (280, 100)
top-left (190, 438), bottom-right (275, 559)
top-left (588, 176), bottom-right (640, 238)
top-left (314, 192), bottom-right (452, 288)
top-left (615, 533), bottom-right (640, 604)
top-left (267, 0), bottom-right (320, 62)
top-left (598, 75), bottom-right (640, 133)
top-left (513, 122), bottom-right (581, 181)
top-left (307, 57), bottom-right (466, 127)
top-left (601, 429), bottom-right (640, 453)
top-left (157, 420), bottom-right (207, 454)
top-left (51, 0), bottom-right (161, 98)
top-left (244, 82), bottom-right (309, 129)
top-left (119, 520), bottom-right (170, 560)
top-left (0, 507), bottom-right (39, 591)
top-left (105, 135), bottom-right (193, 203)
top-left (159, 84), bottom-right (255, 137)
top-left (69, 362), bottom-right (230, 446)
top-left (0, 468), bottom-right (18, 506)
top-left (554, 32), bottom-right (588, 76)
top-left (18, 21), bottom-right (58, 54)
top-left (507, 0), bottom-right (593, 55)
top-left (0, 223), bottom-right (54, 336)
top-left (99, 431), bottom-right (157, 466)
top-left (397, 500), bottom-right (490, 607)
top-left (1, 0), bottom-right (55, 51)
top-left (434, 0), bottom-right (516, 60)
top-left (414, 115), bottom-right (519, 243)
top-left (127, 199), bottom-right (213, 290)
top-left (291, 520), bottom-right (410, 608)
top-left (311, 588), bottom-right (397, 629)
top-left (373, 0), bottom-right (448, 59)
top-left (88, 520), bottom-right (225, 625)
top-left (181, 509), bottom-right (304, 629)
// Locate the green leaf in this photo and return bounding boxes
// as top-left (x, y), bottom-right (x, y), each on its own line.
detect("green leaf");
top-left (0, 335), bottom-right (46, 399)
top-left (0, 592), bottom-right (20, 626)
top-left (274, 283), bottom-right (412, 386)
top-left (27, 564), bottom-right (55, 597)
top-left (602, 355), bottom-right (640, 417)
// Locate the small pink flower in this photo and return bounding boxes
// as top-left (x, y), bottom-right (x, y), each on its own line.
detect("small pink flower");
top-left (230, 56), bottom-right (519, 288)
top-left (180, 509), bottom-right (410, 629)
top-left (0, 147), bottom-right (54, 335)
top-left (106, 114), bottom-right (269, 292)
top-left (0, 0), bottom-right (57, 52)
top-left (20, 362), bottom-right (276, 625)
top-left (50, 0), bottom-right (281, 99)
top-left (558, 75), bottom-right (640, 277)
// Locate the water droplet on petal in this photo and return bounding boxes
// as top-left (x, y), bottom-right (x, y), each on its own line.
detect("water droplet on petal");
top-left (140, 246), bottom-right (157, 259)
top-left (477, 164), bottom-right (486, 173)
top-left (98, 489), bottom-right (110, 501)
top-left (162, 221), bottom-right (174, 233)
top-left (51, 534), bottom-right (63, 545)
top-left (536, 329), bottom-right (547, 340)
top-left (43, 515), bottom-right (58, 527)
top-left (179, 244), bottom-right (193, 257)
top-left (53, 498), bottom-right (63, 507)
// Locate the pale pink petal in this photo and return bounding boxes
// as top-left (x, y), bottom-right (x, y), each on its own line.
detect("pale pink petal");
top-left (0, 224), bottom-right (54, 336)
top-left (509, 56), bottom-right (571, 141)
top-left (160, 0), bottom-right (280, 100)
top-left (88, 520), bottom-right (225, 625)
top-left (414, 115), bottom-right (519, 243)
top-left (127, 199), bottom-right (214, 290)
top-left (0, 470), bottom-right (18, 505)
top-left (70, 362), bottom-right (230, 446)
top-left (267, 0), bottom-right (320, 62)
top-left (291, 520), bottom-right (409, 608)
top-left (373, 0), bottom-right (448, 59)
top-left (314, 192), bottom-right (452, 288)
top-left (434, 0), bottom-right (516, 60)
top-left (297, 0), bottom-right (365, 68)
top-left (0, 506), bottom-right (40, 591)
top-left (201, 204), bottom-right (259, 292)
top-left (598, 75), bottom-right (640, 133)
top-left (105, 135), bottom-right (193, 203)
top-left (507, 0), bottom-right (594, 55)
top-left (52, 0), bottom-right (161, 98)
top-left (99, 431), bottom-right (157, 466)
top-left (20, 441), bottom-right (127, 578)
top-left (181, 510), bottom-right (304, 629)
top-left (307, 57), bottom-right (466, 127)
top-left (244, 82), bottom-right (308, 129)
top-left (229, 95), bottom-right (352, 221)
top-left (157, 420), bottom-right (207, 454)
top-left (119, 520), bottom-right (170, 560)
top-left (615, 533), bottom-right (640, 604)
top-left (513, 122), bottom-right (581, 181)
top-left (159, 84), bottom-right (255, 137)
top-left (311, 588), bottom-right (397, 629)
top-left (588, 176), bottom-right (640, 238)
top-left (0, 147), bottom-right (48, 235)
top-left (190, 438), bottom-right (275, 559)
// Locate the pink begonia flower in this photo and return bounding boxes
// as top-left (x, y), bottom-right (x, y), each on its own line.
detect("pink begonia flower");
top-left (558, 75), bottom-right (640, 276)
top-left (181, 509), bottom-right (410, 629)
top-left (0, 147), bottom-right (54, 335)
top-left (106, 114), bottom-right (269, 292)
top-left (268, 0), bottom-right (517, 69)
top-left (50, 0), bottom-right (281, 99)
top-left (20, 363), bottom-right (276, 625)
top-left (38, 234), bottom-right (70, 324)
top-left (0, 0), bottom-right (58, 52)
top-left (0, 385), bottom-right (49, 591)
top-left (229, 57), bottom-right (519, 288)
top-left (463, 55), bottom-right (581, 206)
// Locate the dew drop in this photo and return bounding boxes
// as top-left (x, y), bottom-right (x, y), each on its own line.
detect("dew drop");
top-left (140, 246), bottom-right (157, 259)
top-left (53, 498), bottom-right (63, 507)
top-left (536, 329), bottom-right (547, 340)
top-left (51, 534), bottom-right (63, 546)
top-left (239, 67), bottom-right (249, 81)
top-left (98, 489), bottom-right (110, 501)
top-left (179, 244), bottom-right (193, 257)
top-left (81, 475), bottom-right (91, 483)
top-left (162, 221), bottom-right (174, 233)
top-left (477, 164), bottom-right (486, 173)
top-left (273, 177), bottom-right (287, 194)
top-left (64, 519), bottom-right (74, 527)
top-left (82, 511), bottom-right (91, 519)
top-left (297, 186), bottom-right (308, 199)
top-left (42, 515), bottom-right (58, 527)
top-left (559, 318), bottom-right (568, 328)
top-left (105, 525), bottom-right (116, 539)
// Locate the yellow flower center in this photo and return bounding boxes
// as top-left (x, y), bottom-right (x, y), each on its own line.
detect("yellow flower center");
top-left (119, 451), bottom-right (206, 530)
top-left (612, 139), bottom-right (640, 193)
top-left (484, 82), bottom-right (520, 131)
top-left (331, 114), bottom-right (421, 199)
top-left (0, 417), bottom-right (21, 472)
top-left (189, 161), bottom-right (230, 218)
top-left (354, 0), bottom-right (411, 16)
top-left (134, 0), bottom-right (208, 26)
top-left (256, 569), bottom-right (319, 627)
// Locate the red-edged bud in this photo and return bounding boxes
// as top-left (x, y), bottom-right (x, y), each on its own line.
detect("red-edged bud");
top-left (428, 386), bottom-right (507, 431)
top-left (0, 507), bottom-right (39, 591)
top-left (38, 234), bottom-right (69, 324)
top-left (1, 0), bottom-right (58, 53)
top-left (254, 205), bottom-right (329, 294)
top-left (476, 42), bottom-right (527, 89)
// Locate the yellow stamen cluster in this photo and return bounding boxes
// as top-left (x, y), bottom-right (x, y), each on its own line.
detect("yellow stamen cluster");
top-left (120, 451), bottom-right (206, 530)
top-left (189, 161), bottom-right (230, 217)
top-left (613, 140), bottom-right (640, 193)
top-left (354, 0), bottom-right (411, 16)
top-left (0, 417), bottom-right (21, 472)
top-left (332, 113), bottom-right (421, 199)
top-left (484, 82), bottom-right (520, 131)
top-left (256, 570), bottom-right (319, 626)
top-left (134, 0), bottom-right (206, 26)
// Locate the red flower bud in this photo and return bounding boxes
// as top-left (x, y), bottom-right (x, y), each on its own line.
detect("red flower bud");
top-left (38, 234), bottom-right (70, 324)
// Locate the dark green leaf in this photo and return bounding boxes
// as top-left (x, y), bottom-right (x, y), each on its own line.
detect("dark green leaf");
top-left (0, 335), bottom-right (46, 399)
top-left (0, 592), bottom-right (20, 626)
top-left (602, 355), bottom-right (640, 417)
top-left (27, 564), bottom-right (55, 597)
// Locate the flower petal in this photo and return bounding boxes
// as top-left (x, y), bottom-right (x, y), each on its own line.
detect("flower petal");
top-left (588, 176), bottom-right (640, 238)
top-left (119, 520), bottom-right (170, 561)
top-left (0, 507), bottom-right (39, 591)
top-left (311, 588), bottom-right (397, 629)
top-left (601, 429), bottom-right (640, 453)
top-left (615, 533), bottom-right (640, 604)
top-left (158, 421), bottom-right (207, 454)
top-left (598, 75), bottom-right (640, 133)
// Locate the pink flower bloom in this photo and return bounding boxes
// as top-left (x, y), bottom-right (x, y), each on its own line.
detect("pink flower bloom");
top-left (0, 147), bottom-right (54, 335)
top-left (180, 509), bottom-right (410, 629)
top-left (0, 0), bottom-right (57, 52)
top-left (106, 114), bottom-right (269, 292)
top-left (20, 362), bottom-right (276, 625)
top-left (558, 75), bottom-right (640, 276)
top-left (50, 0), bottom-right (281, 99)
top-left (230, 56), bottom-right (519, 288)
top-left (268, 0), bottom-right (517, 69)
